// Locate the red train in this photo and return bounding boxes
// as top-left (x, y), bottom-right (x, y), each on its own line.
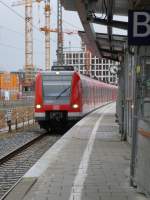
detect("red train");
top-left (34, 70), bottom-right (117, 130)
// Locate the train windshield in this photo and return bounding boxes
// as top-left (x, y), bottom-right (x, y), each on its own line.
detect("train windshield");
top-left (42, 74), bottom-right (72, 104)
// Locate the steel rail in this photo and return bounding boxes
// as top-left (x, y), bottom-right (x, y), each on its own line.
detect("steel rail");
top-left (0, 132), bottom-right (47, 165)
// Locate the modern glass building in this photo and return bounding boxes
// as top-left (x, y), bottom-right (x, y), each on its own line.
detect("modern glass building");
top-left (63, 48), bottom-right (118, 85)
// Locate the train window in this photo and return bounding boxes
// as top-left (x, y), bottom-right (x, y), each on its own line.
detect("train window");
top-left (42, 75), bottom-right (72, 81)
top-left (82, 79), bottom-right (88, 103)
top-left (43, 82), bottom-right (70, 95)
top-left (42, 75), bottom-right (72, 104)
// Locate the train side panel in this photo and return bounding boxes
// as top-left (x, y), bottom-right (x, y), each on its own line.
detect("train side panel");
top-left (80, 75), bottom-right (117, 115)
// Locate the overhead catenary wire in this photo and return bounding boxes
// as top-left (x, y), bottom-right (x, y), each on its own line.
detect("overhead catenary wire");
top-left (0, 0), bottom-right (84, 44)
top-left (62, 19), bottom-right (82, 30)
top-left (0, 25), bottom-right (44, 44)
top-left (0, 0), bottom-right (57, 44)
top-left (0, 0), bottom-right (83, 68)
top-left (0, 42), bottom-right (44, 55)
top-left (0, 1), bottom-right (40, 32)
top-left (0, 1), bottom-right (80, 45)
top-left (0, 25), bottom-right (24, 37)
top-left (0, 42), bottom-right (24, 51)
top-left (52, 9), bottom-right (82, 31)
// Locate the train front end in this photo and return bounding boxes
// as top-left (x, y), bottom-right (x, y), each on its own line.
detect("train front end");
top-left (34, 71), bottom-right (82, 130)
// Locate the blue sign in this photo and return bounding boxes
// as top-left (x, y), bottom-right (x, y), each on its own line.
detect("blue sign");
top-left (128, 10), bottom-right (150, 45)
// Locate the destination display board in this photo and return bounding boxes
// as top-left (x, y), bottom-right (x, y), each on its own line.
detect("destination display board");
top-left (51, 65), bottom-right (74, 71)
top-left (128, 10), bottom-right (150, 45)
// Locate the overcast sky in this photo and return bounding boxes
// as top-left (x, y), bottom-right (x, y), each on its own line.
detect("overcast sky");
top-left (0, 0), bottom-right (83, 71)
top-left (0, 1), bottom-right (127, 72)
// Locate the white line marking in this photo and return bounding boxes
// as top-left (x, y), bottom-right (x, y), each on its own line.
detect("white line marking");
top-left (69, 104), bottom-right (113, 200)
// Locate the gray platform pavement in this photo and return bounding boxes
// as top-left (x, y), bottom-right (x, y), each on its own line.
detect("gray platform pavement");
top-left (3, 103), bottom-right (150, 200)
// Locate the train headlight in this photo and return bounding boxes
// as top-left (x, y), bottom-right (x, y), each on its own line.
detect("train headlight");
top-left (36, 104), bottom-right (42, 109)
top-left (72, 104), bottom-right (79, 109)
top-left (56, 71), bottom-right (60, 75)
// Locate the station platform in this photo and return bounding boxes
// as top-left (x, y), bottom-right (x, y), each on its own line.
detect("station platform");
top-left (3, 103), bottom-right (149, 200)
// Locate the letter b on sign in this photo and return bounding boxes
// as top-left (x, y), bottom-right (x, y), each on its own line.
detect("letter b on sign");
top-left (128, 10), bottom-right (150, 45)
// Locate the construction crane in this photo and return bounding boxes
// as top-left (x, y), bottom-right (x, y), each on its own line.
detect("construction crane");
top-left (11, 0), bottom-right (41, 6)
top-left (40, 25), bottom-right (78, 69)
top-left (41, 0), bottom-right (64, 67)
top-left (40, 0), bottom-right (51, 71)
top-left (57, 0), bottom-right (63, 66)
top-left (12, 0), bottom-right (42, 90)
top-left (13, 0), bottom-right (51, 72)
top-left (12, 0), bottom-right (78, 75)
top-left (40, 0), bottom-right (77, 70)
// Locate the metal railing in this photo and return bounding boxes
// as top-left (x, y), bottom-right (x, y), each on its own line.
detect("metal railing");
top-left (0, 108), bottom-right (35, 132)
top-left (0, 99), bottom-right (34, 109)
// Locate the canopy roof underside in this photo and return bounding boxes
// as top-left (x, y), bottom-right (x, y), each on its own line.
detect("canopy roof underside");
top-left (61, 0), bottom-right (150, 61)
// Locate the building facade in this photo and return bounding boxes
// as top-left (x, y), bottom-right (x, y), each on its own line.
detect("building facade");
top-left (0, 72), bottom-right (22, 100)
top-left (63, 49), bottom-right (118, 85)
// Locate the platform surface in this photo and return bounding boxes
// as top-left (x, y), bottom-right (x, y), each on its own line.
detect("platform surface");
top-left (4, 103), bottom-right (149, 200)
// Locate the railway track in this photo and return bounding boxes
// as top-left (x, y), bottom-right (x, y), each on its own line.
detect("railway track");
top-left (0, 132), bottom-right (61, 199)
top-left (0, 133), bottom-right (46, 165)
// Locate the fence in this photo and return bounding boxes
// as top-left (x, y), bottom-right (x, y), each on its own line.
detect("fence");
top-left (0, 98), bottom-right (34, 109)
top-left (0, 106), bottom-right (35, 132)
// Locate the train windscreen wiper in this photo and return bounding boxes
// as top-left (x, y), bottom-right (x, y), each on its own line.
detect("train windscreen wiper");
top-left (56, 86), bottom-right (71, 99)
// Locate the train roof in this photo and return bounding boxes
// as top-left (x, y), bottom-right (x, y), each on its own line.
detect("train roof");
top-left (79, 73), bottom-right (118, 89)
top-left (37, 71), bottom-right (117, 89)
top-left (39, 71), bottom-right (75, 76)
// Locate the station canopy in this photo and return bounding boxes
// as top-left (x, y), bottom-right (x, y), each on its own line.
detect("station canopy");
top-left (61, 0), bottom-right (150, 61)
top-left (78, 31), bottom-right (126, 62)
